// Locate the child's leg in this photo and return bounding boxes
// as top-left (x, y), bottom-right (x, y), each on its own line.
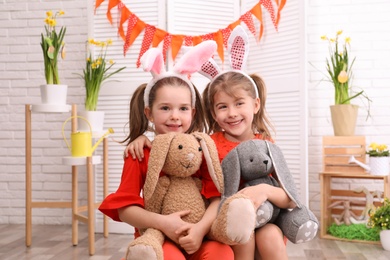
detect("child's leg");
top-left (231, 236), bottom-right (255, 260)
top-left (163, 240), bottom-right (186, 260)
top-left (187, 240), bottom-right (233, 260)
top-left (254, 223), bottom-right (287, 260)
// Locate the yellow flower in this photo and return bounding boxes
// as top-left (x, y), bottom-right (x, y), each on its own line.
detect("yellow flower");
top-left (345, 37), bottom-right (351, 44)
top-left (78, 38), bottom-right (126, 111)
top-left (369, 142), bottom-right (379, 150)
top-left (337, 30), bottom-right (343, 35)
top-left (337, 71), bottom-right (348, 83)
top-left (379, 144), bottom-right (388, 152)
top-left (59, 10), bottom-right (65, 16)
top-left (46, 11), bottom-right (52, 17)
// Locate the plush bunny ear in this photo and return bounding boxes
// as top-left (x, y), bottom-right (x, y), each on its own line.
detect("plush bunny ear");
top-left (174, 40), bottom-right (217, 75)
top-left (265, 141), bottom-right (302, 208)
top-left (143, 133), bottom-right (176, 204)
top-left (141, 48), bottom-right (166, 77)
top-left (228, 25), bottom-right (249, 71)
top-left (221, 146), bottom-right (242, 198)
top-left (192, 132), bottom-right (224, 194)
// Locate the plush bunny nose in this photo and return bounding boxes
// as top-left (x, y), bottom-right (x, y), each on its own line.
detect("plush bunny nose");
top-left (187, 153), bottom-right (195, 161)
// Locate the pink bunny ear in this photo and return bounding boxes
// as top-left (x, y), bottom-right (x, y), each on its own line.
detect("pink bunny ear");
top-left (174, 40), bottom-right (217, 74)
top-left (141, 48), bottom-right (166, 77)
top-left (228, 25), bottom-right (249, 71)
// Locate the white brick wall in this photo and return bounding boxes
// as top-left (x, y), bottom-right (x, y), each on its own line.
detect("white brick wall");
top-left (307, 0), bottom-right (390, 216)
top-left (1, 0), bottom-right (390, 225)
top-left (0, 0), bottom-right (88, 224)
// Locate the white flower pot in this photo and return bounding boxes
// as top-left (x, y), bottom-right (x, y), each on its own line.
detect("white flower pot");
top-left (40, 84), bottom-right (68, 105)
top-left (78, 111), bottom-right (105, 133)
top-left (380, 230), bottom-right (390, 251)
top-left (369, 157), bottom-right (390, 176)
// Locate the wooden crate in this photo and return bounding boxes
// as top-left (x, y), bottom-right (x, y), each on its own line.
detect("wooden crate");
top-left (322, 136), bottom-right (366, 174)
top-left (320, 136), bottom-right (388, 244)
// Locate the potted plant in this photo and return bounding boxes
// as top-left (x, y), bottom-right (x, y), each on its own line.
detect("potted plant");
top-left (40, 10), bottom-right (67, 105)
top-left (368, 197), bottom-right (390, 250)
top-left (366, 142), bottom-right (390, 176)
top-left (320, 30), bottom-right (371, 136)
top-left (77, 38), bottom-right (126, 132)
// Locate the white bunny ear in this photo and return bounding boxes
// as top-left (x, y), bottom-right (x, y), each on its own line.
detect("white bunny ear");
top-left (199, 58), bottom-right (221, 81)
top-left (228, 25), bottom-right (249, 71)
top-left (141, 48), bottom-right (166, 78)
top-left (173, 40), bottom-right (217, 74)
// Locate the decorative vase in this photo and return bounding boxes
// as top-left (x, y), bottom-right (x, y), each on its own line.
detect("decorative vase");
top-left (40, 84), bottom-right (68, 105)
top-left (330, 104), bottom-right (359, 136)
top-left (369, 157), bottom-right (390, 176)
top-left (380, 230), bottom-right (390, 251)
top-left (78, 110), bottom-right (105, 133)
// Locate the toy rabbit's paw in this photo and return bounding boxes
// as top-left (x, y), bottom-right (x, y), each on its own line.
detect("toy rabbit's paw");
top-left (255, 201), bottom-right (274, 228)
top-left (210, 194), bottom-right (256, 245)
top-left (126, 243), bottom-right (159, 260)
top-left (125, 232), bottom-right (163, 260)
top-left (294, 220), bottom-right (319, 244)
top-left (276, 206), bottom-right (319, 244)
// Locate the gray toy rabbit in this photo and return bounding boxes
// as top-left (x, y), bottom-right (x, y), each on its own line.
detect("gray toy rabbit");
top-left (210, 139), bottom-right (318, 245)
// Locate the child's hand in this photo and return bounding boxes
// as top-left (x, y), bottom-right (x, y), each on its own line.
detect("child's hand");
top-left (176, 223), bottom-right (203, 254)
top-left (124, 135), bottom-right (152, 160)
top-left (238, 184), bottom-right (267, 209)
top-left (160, 210), bottom-right (191, 244)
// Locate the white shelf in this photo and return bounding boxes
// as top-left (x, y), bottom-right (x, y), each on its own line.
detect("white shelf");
top-left (62, 155), bottom-right (102, 166)
top-left (31, 104), bottom-right (71, 113)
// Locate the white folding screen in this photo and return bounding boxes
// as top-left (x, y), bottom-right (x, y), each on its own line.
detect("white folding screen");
top-left (90, 0), bottom-right (307, 233)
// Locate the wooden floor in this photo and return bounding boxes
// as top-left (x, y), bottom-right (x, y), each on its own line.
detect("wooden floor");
top-left (1, 224), bottom-right (390, 260)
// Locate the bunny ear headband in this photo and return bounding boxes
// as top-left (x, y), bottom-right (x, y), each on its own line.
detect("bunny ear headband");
top-left (142, 40), bottom-right (218, 107)
top-left (199, 25), bottom-right (259, 98)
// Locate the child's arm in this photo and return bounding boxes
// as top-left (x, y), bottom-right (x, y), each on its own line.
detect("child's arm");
top-left (238, 183), bottom-right (296, 209)
top-left (124, 135), bottom-right (152, 160)
top-left (118, 205), bottom-right (191, 244)
top-left (176, 197), bottom-right (220, 254)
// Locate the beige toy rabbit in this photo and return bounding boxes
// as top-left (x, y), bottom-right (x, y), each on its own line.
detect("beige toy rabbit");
top-left (125, 132), bottom-right (223, 260)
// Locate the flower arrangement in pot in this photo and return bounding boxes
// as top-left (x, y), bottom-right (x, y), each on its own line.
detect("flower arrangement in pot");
top-left (320, 30), bottom-right (371, 136)
top-left (368, 198), bottom-right (390, 250)
top-left (366, 142), bottom-right (390, 176)
top-left (40, 10), bottom-right (67, 105)
top-left (76, 38), bottom-right (126, 132)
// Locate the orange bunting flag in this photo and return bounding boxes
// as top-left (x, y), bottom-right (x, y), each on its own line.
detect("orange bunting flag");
top-left (192, 36), bottom-right (203, 46)
top-left (213, 30), bottom-right (224, 63)
top-left (250, 3), bottom-right (264, 41)
top-left (95, 0), bottom-right (105, 13)
top-left (152, 28), bottom-right (167, 47)
top-left (94, 0), bottom-right (287, 65)
top-left (107, 0), bottom-right (120, 25)
top-left (171, 35), bottom-right (185, 61)
top-left (240, 11), bottom-right (256, 38)
top-left (275, 0), bottom-right (287, 25)
top-left (137, 25), bottom-right (157, 67)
